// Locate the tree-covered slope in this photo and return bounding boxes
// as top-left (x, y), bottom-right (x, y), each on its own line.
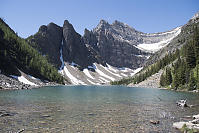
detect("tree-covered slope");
top-left (160, 26), bottom-right (199, 90)
top-left (0, 18), bottom-right (64, 84)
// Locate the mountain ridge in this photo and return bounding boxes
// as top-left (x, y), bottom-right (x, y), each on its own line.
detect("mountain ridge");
top-left (112, 11), bottom-right (199, 91)
top-left (2, 11), bottom-right (198, 86)
top-left (25, 17), bottom-right (186, 85)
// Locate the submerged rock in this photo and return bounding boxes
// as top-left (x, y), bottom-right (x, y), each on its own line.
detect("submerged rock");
top-left (0, 111), bottom-right (17, 117)
top-left (176, 99), bottom-right (188, 107)
top-left (16, 129), bottom-right (25, 133)
top-left (150, 120), bottom-right (160, 125)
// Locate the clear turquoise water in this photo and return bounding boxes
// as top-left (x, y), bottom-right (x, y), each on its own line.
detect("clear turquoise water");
top-left (0, 86), bottom-right (199, 132)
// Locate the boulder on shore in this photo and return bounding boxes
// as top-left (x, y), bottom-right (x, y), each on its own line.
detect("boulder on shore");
top-left (173, 114), bottom-right (199, 131)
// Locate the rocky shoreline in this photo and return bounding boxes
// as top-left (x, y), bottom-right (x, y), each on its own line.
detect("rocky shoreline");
top-left (0, 74), bottom-right (32, 90)
top-left (173, 114), bottom-right (199, 132)
top-left (0, 74), bottom-right (59, 90)
top-left (128, 70), bottom-right (163, 88)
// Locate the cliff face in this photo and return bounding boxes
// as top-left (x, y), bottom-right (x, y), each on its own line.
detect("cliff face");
top-left (28, 19), bottom-right (182, 70)
top-left (62, 20), bottom-right (105, 69)
top-left (28, 20), bottom-right (105, 70)
top-left (84, 20), bottom-right (181, 69)
top-left (27, 23), bottom-right (63, 68)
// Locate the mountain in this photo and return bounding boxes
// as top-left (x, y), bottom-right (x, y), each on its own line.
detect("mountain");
top-left (145, 11), bottom-right (199, 66)
top-left (1, 11), bottom-right (198, 87)
top-left (62, 20), bottom-right (105, 69)
top-left (84, 20), bottom-right (181, 69)
top-left (26, 17), bottom-right (184, 85)
top-left (27, 22), bottom-right (63, 68)
top-left (0, 18), bottom-right (64, 87)
top-left (29, 19), bottom-right (181, 71)
top-left (27, 20), bottom-right (105, 71)
top-left (27, 20), bottom-right (141, 85)
top-left (112, 11), bottom-right (199, 91)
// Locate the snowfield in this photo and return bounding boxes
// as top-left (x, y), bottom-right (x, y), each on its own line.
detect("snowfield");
top-left (59, 62), bottom-right (143, 85)
top-left (10, 75), bottom-right (37, 86)
top-left (136, 27), bottom-right (181, 53)
top-left (83, 69), bottom-right (95, 79)
top-left (94, 63), bottom-right (115, 81)
top-left (63, 66), bottom-right (86, 85)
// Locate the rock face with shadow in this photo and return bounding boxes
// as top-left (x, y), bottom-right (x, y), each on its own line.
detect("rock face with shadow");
top-left (27, 22), bottom-right (63, 68)
top-left (28, 19), bottom-right (182, 70)
top-left (83, 20), bottom-right (181, 69)
top-left (28, 20), bottom-right (105, 70)
top-left (62, 20), bottom-right (105, 69)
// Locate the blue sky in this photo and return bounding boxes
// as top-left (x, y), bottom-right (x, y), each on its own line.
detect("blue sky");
top-left (1, 0), bottom-right (199, 38)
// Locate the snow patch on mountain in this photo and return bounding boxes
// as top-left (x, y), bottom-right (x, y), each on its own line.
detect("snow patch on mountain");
top-left (63, 66), bottom-right (86, 85)
top-left (83, 69), bottom-right (95, 79)
top-left (107, 64), bottom-right (118, 73)
top-left (87, 79), bottom-right (96, 85)
top-left (136, 27), bottom-right (181, 53)
top-left (99, 76), bottom-right (109, 83)
top-left (104, 66), bottom-right (122, 78)
top-left (130, 67), bottom-right (143, 76)
top-left (59, 62), bottom-right (142, 85)
top-left (94, 63), bottom-right (115, 81)
top-left (10, 75), bottom-right (38, 86)
top-left (120, 73), bottom-right (128, 77)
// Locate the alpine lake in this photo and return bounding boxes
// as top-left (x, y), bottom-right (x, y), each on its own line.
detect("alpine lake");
top-left (0, 85), bottom-right (199, 132)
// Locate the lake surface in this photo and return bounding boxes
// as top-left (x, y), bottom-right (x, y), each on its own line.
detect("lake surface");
top-left (0, 86), bottom-right (199, 132)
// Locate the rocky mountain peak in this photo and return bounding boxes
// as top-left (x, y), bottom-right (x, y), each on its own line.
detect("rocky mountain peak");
top-left (99, 19), bottom-right (108, 25)
top-left (47, 23), bottom-right (62, 36)
top-left (84, 28), bottom-right (90, 36)
top-left (94, 19), bottom-right (110, 33)
top-left (39, 25), bottom-right (47, 32)
top-left (47, 22), bottom-right (59, 27)
top-left (47, 22), bottom-right (61, 30)
top-left (112, 20), bottom-right (128, 28)
top-left (190, 11), bottom-right (199, 23)
top-left (63, 20), bottom-right (75, 33)
top-left (112, 20), bottom-right (137, 33)
top-left (112, 20), bottom-right (123, 25)
top-left (29, 22), bottom-right (63, 68)
top-left (63, 20), bottom-right (80, 44)
top-left (191, 11), bottom-right (199, 20)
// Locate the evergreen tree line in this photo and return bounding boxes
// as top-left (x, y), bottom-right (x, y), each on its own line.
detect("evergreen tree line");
top-left (111, 50), bottom-right (179, 85)
top-left (0, 18), bottom-right (64, 84)
top-left (160, 26), bottom-right (199, 90)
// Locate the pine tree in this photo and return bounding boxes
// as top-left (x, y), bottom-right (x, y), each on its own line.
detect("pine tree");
top-left (196, 65), bottom-right (199, 89)
top-left (165, 67), bottom-right (172, 85)
top-left (186, 41), bottom-right (196, 69)
top-left (179, 61), bottom-right (186, 85)
top-left (160, 73), bottom-right (166, 87)
top-left (188, 71), bottom-right (196, 91)
top-left (172, 72), bottom-right (179, 89)
top-left (193, 27), bottom-right (199, 64)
